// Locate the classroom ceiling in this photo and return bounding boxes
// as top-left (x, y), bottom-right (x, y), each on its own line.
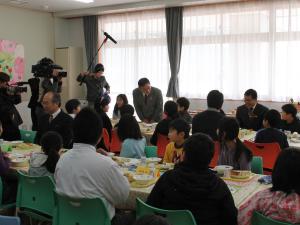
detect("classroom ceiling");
top-left (0, 0), bottom-right (241, 17)
top-left (0, 0), bottom-right (153, 12)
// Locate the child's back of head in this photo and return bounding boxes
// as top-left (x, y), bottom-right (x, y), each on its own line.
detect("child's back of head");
top-left (40, 131), bottom-right (63, 173)
top-left (177, 97), bottom-right (190, 112)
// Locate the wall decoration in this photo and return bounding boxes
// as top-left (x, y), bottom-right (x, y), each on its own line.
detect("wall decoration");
top-left (0, 39), bottom-right (25, 83)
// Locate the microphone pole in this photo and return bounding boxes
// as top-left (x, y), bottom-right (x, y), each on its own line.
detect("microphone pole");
top-left (79, 37), bottom-right (108, 86)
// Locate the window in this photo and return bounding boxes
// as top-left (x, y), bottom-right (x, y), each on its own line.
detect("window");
top-left (180, 1), bottom-right (300, 102)
top-left (98, 10), bottom-right (170, 99)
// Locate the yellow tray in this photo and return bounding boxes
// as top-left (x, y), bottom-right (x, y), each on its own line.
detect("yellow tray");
top-left (222, 173), bottom-right (256, 182)
top-left (131, 178), bottom-right (158, 188)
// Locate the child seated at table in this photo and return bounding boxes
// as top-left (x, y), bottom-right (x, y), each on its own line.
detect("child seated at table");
top-left (163, 118), bottom-right (190, 164)
top-left (218, 117), bottom-right (253, 170)
top-left (65, 99), bottom-right (81, 119)
top-left (147, 133), bottom-right (237, 225)
top-left (238, 148), bottom-right (300, 225)
top-left (150, 101), bottom-right (178, 146)
top-left (255, 109), bottom-right (289, 149)
top-left (29, 131), bottom-right (62, 176)
top-left (113, 94), bottom-right (128, 120)
top-left (176, 97), bottom-right (192, 124)
top-left (118, 114), bottom-right (146, 159)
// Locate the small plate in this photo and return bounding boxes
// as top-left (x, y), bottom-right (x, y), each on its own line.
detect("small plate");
top-left (146, 157), bottom-right (162, 163)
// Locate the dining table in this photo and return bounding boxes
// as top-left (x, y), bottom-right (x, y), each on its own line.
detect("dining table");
top-left (113, 156), bottom-right (271, 210)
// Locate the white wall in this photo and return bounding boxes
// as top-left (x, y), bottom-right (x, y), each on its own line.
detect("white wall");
top-left (54, 17), bottom-right (87, 69)
top-left (0, 5), bottom-right (54, 130)
top-left (0, 5), bottom-right (54, 80)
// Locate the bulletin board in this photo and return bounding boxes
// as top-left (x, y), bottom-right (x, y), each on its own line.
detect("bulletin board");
top-left (0, 39), bottom-right (25, 83)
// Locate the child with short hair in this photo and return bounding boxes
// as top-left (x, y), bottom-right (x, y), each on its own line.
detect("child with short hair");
top-left (163, 118), bottom-right (190, 164)
top-left (177, 97), bottom-right (192, 124)
top-left (29, 131), bottom-right (62, 176)
top-left (255, 109), bottom-right (289, 149)
top-left (65, 99), bottom-right (81, 118)
top-left (150, 101), bottom-right (179, 146)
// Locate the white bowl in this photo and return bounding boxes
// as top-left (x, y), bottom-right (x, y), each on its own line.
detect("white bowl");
top-left (214, 165), bottom-right (233, 176)
top-left (133, 174), bottom-right (153, 184)
top-left (107, 152), bottom-right (115, 157)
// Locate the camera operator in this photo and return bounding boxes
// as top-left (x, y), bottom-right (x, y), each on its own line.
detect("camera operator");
top-left (0, 72), bottom-right (23, 141)
top-left (77, 63), bottom-right (110, 108)
top-left (29, 57), bottom-right (65, 130)
top-left (38, 57), bottom-right (62, 98)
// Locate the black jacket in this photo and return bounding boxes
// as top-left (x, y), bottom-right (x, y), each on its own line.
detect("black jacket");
top-left (281, 119), bottom-right (300, 134)
top-left (35, 110), bottom-right (73, 149)
top-left (0, 90), bottom-right (22, 141)
top-left (192, 110), bottom-right (224, 141)
top-left (150, 118), bottom-right (172, 146)
top-left (147, 163), bottom-right (237, 225)
top-left (255, 128), bottom-right (289, 150)
top-left (236, 103), bottom-right (268, 131)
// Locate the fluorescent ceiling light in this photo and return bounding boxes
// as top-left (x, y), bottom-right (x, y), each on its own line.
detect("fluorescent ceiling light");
top-left (74, 0), bottom-right (94, 3)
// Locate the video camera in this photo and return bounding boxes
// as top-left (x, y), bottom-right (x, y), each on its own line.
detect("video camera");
top-left (31, 57), bottom-right (67, 78)
top-left (0, 85), bottom-right (27, 95)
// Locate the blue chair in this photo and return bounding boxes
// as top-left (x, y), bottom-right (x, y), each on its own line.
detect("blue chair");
top-left (136, 198), bottom-right (197, 225)
top-left (251, 211), bottom-right (292, 225)
top-left (0, 215), bottom-right (20, 225)
top-left (251, 156), bottom-right (263, 174)
top-left (145, 146), bottom-right (158, 158)
top-left (20, 129), bottom-right (36, 143)
top-left (16, 171), bottom-right (55, 222)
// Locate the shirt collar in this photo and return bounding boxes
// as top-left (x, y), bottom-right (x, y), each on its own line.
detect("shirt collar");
top-left (207, 107), bottom-right (220, 113)
top-left (72, 143), bottom-right (97, 152)
top-left (52, 108), bottom-right (61, 119)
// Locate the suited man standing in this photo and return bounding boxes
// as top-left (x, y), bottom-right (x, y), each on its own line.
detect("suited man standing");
top-left (133, 78), bottom-right (163, 123)
top-left (35, 91), bottom-right (73, 149)
top-left (236, 89), bottom-right (268, 131)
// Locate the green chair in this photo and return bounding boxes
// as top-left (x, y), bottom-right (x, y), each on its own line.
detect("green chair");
top-left (0, 177), bottom-right (16, 210)
top-left (136, 198), bottom-right (197, 225)
top-left (251, 211), bottom-right (292, 225)
top-left (53, 191), bottom-right (111, 225)
top-left (145, 146), bottom-right (158, 158)
top-left (20, 130), bottom-right (36, 143)
top-left (16, 171), bottom-right (55, 222)
top-left (251, 156), bottom-right (263, 175)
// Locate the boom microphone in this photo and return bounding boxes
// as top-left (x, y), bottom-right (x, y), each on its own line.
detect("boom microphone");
top-left (104, 32), bottom-right (117, 44)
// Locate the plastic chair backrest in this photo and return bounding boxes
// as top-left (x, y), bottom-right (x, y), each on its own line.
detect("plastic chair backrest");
top-left (251, 156), bottom-right (263, 174)
top-left (0, 215), bottom-right (20, 225)
top-left (136, 198), bottom-right (197, 225)
top-left (244, 141), bottom-right (281, 170)
top-left (209, 141), bottom-right (220, 168)
top-left (53, 191), bottom-right (111, 225)
top-left (157, 134), bottom-right (170, 158)
top-left (145, 146), bottom-right (158, 158)
top-left (110, 129), bottom-right (121, 153)
top-left (20, 129), bottom-right (37, 143)
top-left (16, 171), bottom-right (55, 217)
top-left (102, 128), bottom-right (110, 150)
top-left (251, 211), bottom-right (292, 225)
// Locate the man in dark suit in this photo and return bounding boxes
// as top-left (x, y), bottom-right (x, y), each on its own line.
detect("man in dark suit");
top-left (192, 90), bottom-right (225, 141)
top-left (35, 91), bottom-right (73, 149)
top-left (236, 89), bottom-right (268, 131)
top-left (133, 78), bottom-right (163, 123)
